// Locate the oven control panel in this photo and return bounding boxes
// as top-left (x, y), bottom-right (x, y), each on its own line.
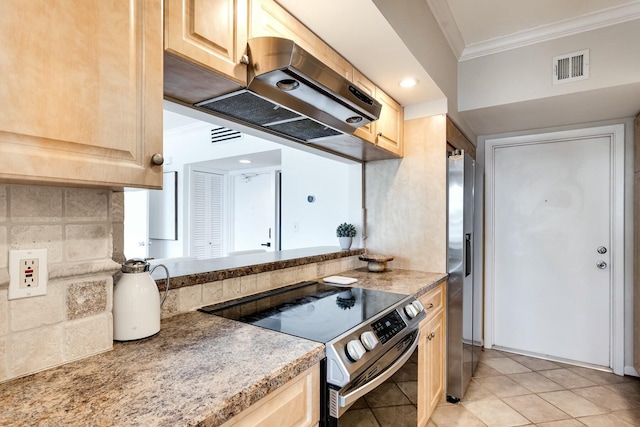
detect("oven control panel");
top-left (371, 310), bottom-right (407, 345)
top-left (326, 296), bottom-right (426, 388)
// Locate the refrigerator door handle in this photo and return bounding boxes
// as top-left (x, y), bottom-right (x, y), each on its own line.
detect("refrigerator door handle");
top-left (465, 233), bottom-right (472, 277)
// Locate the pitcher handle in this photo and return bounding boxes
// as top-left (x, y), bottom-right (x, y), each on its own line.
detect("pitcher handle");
top-left (150, 264), bottom-right (171, 307)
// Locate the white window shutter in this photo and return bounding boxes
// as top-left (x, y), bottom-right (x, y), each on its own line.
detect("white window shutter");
top-left (190, 170), bottom-right (224, 259)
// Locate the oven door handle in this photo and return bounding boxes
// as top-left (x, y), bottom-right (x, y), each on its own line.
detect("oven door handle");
top-left (338, 329), bottom-right (421, 408)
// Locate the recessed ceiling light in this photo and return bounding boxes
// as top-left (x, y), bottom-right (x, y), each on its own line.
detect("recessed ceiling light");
top-left (399, 78), bottom-right (418, 88)
top-left (239, 159), bottom-right (252, 164)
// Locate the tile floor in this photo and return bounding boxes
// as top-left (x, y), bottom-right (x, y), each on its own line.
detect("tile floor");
top-left (340, 348), bottom-right (640, 427)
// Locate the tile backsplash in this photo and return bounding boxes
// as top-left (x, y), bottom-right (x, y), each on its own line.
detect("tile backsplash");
top-left (0, 184), bottom-right (122, 382)
top-left (160, 256), bottom-right (363, 318)
top-left (0, 183), bottom-right (364, 383)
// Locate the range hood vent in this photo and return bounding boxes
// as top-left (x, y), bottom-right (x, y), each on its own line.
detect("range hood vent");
top-left (195, 37), bottom-right (382, 145)
top-left (198, 91), bottom-right (342, 141)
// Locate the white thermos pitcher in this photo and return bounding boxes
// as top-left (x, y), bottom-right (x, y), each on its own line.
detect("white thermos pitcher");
top-left (113, 259), bottom-right (170, 341)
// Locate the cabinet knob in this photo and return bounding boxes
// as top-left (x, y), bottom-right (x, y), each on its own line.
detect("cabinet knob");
top-left (151, 153), bottom-right (164, 166)
top-left (377, 132), bottom-right (383, 137)
top-left (240, 55), bottom-right (249, 65)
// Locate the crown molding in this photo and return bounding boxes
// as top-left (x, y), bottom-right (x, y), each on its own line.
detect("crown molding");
top-left (459, 2), bottom-right (640, 61)
top-left (425, 0), bottom-right (465, 59)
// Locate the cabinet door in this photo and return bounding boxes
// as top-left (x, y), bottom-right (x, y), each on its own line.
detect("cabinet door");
top-left (249, 0), bottom-right (352, 80)
top-left (0, 0), bottom-right (163, 189)
top-left (165, 0), bottom-right (248, 85)
top-left (221, 364), bottom-right (320, 427)
top-left (418, 311), bottom-right (445, 426)
top-left (418, 283), bottom-right (446, 426)
top-left (417, 319), bottom-right (430, 427)
top-left (426, 312), bottom-right (445, 414)
top-left (376, 90), bottom-right (404, 156)
top-left (353, 69), bottom-right (377, 143)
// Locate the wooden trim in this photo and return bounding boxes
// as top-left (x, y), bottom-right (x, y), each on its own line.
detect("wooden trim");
top-left (446, 117), bottom-right (476, 159)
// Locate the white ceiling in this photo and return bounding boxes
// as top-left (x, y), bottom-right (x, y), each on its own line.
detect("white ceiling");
top-left (275, 0), bottom-right (445, 107)
top-left (446, 0), bottom-right (634, 45)
top-left (190, 149), bottom-right (282, 171)
top-left (430, 0), bottom-right (640, 60)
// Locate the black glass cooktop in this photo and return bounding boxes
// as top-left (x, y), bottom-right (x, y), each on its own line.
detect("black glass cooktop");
top-left (199, 281), bottom-right (408, 343)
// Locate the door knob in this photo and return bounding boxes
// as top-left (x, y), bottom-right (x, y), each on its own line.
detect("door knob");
top-left (596, 261), bottom-right (607, 269)
top-left (597, 246), bottom-right (607, 254)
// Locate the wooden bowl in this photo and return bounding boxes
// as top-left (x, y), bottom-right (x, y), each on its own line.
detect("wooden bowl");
top-left (358, 254), bottom-right (394, 272)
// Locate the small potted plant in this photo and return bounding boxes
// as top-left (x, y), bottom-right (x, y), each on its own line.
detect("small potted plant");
top-left (336, 223), bottom-right (357, 250)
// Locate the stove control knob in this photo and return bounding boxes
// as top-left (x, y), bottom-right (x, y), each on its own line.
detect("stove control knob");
top-left (360, 331), bottom-right (379, 351)
top-left (412, 300), bottom-right (425, 313)
top-left (346, 339), bottom-right (366, 361)
top-left (404, 303), bottom-right (419, 318)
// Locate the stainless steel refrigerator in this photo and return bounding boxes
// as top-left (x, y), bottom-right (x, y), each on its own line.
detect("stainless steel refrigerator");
top-left (446, 150), bottom-right (481, 402)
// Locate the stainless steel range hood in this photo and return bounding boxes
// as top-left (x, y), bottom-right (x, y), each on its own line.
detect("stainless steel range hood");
top-left (194, 37), bottom-right (382, 146)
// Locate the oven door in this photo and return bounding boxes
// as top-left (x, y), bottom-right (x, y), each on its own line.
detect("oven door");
top-left (325, 328), bottom-right (420, 423)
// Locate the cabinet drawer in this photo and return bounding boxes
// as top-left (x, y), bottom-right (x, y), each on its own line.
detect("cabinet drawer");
top-left (419, 281), bottom-right (445, 320)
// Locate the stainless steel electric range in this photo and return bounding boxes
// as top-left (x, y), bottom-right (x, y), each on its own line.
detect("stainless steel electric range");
top-left (199, 280), bottom-right (426, 426)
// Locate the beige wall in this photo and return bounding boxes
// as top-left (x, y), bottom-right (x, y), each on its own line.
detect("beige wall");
top-left (458, 20), bottom-right (640, 112)
top-left (0, 184), bottom-right (122, 382)
top-left (365, 115), bottom-right (448, 272)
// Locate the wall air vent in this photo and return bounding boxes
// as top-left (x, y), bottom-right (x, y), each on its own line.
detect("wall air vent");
top-left (210, 126), bottom-right (242, 144)
top-left (553, 49), bottom-right (589, 85)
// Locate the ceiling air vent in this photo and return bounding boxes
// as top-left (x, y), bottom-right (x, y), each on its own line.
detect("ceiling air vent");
top-left (210, 126), bottom-right (242, 144)
top-left (553, 49), bottom-right (589, 85)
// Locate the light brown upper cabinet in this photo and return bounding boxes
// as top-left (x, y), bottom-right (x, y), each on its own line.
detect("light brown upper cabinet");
top-left (353, 69), bottom-right (404, 157)
top-left (165, 0), bottom-right (248, 85)
top-left (249, 0), bottom-right (352, 81)
top-left (0, 0), bottom-right (163, 188)
top-left (376, 90), bottom-right (404, 157)
top-left (353, 69), bottom-right (378, 143)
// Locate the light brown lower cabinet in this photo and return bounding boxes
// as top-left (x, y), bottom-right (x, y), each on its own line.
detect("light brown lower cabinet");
top-left (221, 364), bottom-right (320, 427)
top-left (417, 282), bottom-right (447, 426)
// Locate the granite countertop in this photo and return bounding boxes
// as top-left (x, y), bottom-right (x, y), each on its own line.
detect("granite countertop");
top-left (0, 268), bottom-right (446, 426)
top-left (338, 268), bottom-right (447, 299)
top-left (150, 246), bottom-right (364, 290)
top-left (0, 313), bottom-right (324, 427)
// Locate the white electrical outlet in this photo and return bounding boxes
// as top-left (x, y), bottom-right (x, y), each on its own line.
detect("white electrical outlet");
top-left (8, 248), bottom-right (48, 299)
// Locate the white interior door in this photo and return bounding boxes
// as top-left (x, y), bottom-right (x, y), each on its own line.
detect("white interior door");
top-left (486, 125), bottom-right (625, 371)
top-left (231, 172), bottom-right (276, 253)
